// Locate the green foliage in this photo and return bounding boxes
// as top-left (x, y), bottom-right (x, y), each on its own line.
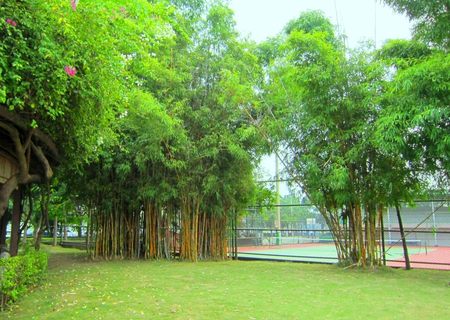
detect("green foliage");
top-left (382, 0), bottom-right (450, 49)
top-left (257, 10), bottom-right (425, 266)
top-left (51, 0), bottom-right (268, 260)
top-left (376, 39), bottom-right (432, 69)
top-left (1, 0), bottom-right (266, 231)
top-left (0, 250), bottom-right (48, 308)
top-left (1, 0), bottom-right (179, 171)
top-left (255, 10), bottom-right (340, 69)
top-left (377, 1), bottom-right (450, 191)
top-left (284, 10), bottom-right (338, 46)
top-left (255, 36), bottom-right (284, 67)
top-left (266, 29), bottom-right (385, 207)
top-left (376, 47), bottom-right (450, 185)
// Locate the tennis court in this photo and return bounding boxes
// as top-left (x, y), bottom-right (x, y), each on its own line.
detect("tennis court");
top-left (235, 242), bottom-right (450, 270)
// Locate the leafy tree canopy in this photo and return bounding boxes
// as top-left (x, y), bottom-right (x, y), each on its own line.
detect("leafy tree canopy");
top-left (0, 0), bottom-right (181, 218)
top-left (382, 0), bottom-right (450, 49)
top-left (378, 1), bottom-right (450, 188)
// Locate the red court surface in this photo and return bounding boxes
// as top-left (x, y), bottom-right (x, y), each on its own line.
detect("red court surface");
top-left (387, 246), bottom-right (450, 270)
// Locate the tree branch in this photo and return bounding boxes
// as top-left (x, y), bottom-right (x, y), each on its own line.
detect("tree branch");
top-left (0, 120), bottom-right (28, 181)
top-left (31, 141), bottom-right (53, 180)
top-left (0, 106), bottom-right (59, 161)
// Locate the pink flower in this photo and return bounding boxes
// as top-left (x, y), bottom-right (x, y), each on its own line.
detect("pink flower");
top-left (70, 0), bottom-right (77, 11)
top-left (6, 19), bottom-right (11, 24)
top-left (6, 19), bottom-right (17, 26)
top-left (64, 66), bottom-right (76, 77)
top-left (120, 7), bottom-right (125, 12)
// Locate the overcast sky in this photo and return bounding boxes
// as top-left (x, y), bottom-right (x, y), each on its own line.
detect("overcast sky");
top-left (229, 0), bottom-right (412, 48)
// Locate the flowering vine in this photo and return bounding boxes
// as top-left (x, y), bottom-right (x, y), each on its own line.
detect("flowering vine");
top-left (6, 19), bottom-right (17, 26)
top-left (64, 66), bottom-right (76, 76)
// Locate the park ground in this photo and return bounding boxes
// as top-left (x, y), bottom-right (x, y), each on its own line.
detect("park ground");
top-left (3, 245), bottom-right (450, 319)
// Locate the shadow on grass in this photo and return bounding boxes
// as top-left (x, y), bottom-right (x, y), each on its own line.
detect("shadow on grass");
top-left (41, 244), bottom-right (90, 269)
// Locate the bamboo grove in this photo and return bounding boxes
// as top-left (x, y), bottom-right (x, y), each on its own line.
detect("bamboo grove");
top-left (257, 10), bottom-right (425, 267)
top-left (82, 98), bottom-right (258, 261)
top-left (57, 0), bottom-right (264, 261)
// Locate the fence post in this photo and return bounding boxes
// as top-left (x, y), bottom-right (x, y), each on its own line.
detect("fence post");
top-left (395, 204), bottom-right (411, 270)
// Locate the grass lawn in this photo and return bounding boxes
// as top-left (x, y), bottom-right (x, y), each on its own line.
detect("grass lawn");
top-left (3, 245), bottom-right (450, 319)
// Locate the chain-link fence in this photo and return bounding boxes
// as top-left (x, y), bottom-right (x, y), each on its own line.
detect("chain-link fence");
top-left (229, 201), bottom-right (450, 270)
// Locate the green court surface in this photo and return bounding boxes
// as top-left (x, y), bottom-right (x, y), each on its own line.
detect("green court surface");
top-left (237, 244), bottom-right (426, 264)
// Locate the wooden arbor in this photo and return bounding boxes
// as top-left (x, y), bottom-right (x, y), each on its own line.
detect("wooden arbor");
top-left (0, 151), bottom-right (19, 255)
top-left (0, 106), bottom-right (59, 256)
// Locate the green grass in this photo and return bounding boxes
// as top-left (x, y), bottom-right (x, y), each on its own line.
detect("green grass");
top-left (3, 245), bottom-right (450, 319)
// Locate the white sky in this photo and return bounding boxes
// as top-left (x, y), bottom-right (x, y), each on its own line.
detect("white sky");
top-left (229, 0), bottom-right (412, 48)
top-left (228, 1), bottom-right (413, 195)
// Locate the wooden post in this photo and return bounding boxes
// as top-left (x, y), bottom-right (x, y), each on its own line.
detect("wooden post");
top-left (0, 207), bottom-right (9, 250)
top-left (53, 216), bottom-right (58, 246)
top-left (10, 188), bottom-right (21, 256)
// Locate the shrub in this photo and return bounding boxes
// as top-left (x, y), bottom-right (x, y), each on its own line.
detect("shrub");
top-left (0, 250), bottom-right (49, 308)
